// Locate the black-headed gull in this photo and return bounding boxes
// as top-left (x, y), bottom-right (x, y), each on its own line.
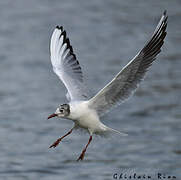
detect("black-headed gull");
top-left (48, 11), bottom-right (167, 161)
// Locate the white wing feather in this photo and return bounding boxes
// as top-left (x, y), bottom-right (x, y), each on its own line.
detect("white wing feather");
top-left (88, 11), bottom-right (168, 116)
top-left (50, 26), bottom-right (88, 101)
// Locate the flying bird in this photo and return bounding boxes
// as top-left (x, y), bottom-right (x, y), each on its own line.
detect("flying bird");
top-left (48, 11), bottom-right (168, 161)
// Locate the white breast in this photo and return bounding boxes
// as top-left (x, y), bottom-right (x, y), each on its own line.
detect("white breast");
top-left (69, 101), bottom-right (102, 132)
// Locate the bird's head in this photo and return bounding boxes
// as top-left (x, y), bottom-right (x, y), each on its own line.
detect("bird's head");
top-left (48, 104), bottom-right (70, 119)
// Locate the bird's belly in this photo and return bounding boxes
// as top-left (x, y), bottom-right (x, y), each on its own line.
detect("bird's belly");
top-left (69, 101), bottom-right (101, 132)
top-left (76, 113), bottom-right (100, 131)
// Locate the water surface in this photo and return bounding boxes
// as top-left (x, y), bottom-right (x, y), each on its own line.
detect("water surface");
top-left (0, 0), bottom-right (181, 179)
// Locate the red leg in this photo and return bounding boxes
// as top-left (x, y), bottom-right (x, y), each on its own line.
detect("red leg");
top-left (77, 135), bottom-right (92, 161)
top-left (49, 128), bottom-right (73, 148)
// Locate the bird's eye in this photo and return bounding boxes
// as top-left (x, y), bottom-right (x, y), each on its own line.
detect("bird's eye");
top-left (59, 109), bottom-right (63, 113)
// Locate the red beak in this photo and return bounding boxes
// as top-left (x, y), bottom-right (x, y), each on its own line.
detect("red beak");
top-left (47, 113), bottom-right (57, 119)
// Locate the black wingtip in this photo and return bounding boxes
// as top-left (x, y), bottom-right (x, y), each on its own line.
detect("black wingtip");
top-left (56, 26), bottom-right (63, 31)
top-left (61, 30), bottom-right (67, 40)
top-left (163, 10), bottom-right (167, 16)
top-left (66, 38), bottom-right (74, 52)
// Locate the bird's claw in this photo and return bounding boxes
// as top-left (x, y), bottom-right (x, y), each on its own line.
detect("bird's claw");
top-left (49, 140), bottom-right (61, 148)
top-left (77, 151), bottom-right (85, 161)
top-left (77, 155), bottom-right (84, 161)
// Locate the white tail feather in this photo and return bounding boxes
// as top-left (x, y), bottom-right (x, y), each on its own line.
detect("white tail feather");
top-left (98, 123), bottom-right (128, 137)
top-left (107, 127), bottom-right (128, 136)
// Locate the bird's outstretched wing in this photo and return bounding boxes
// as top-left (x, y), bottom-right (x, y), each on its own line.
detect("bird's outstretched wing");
top-left (88, 11), bottom-right (168, 116)
top-left (50, 26), bottom-right (88, 101)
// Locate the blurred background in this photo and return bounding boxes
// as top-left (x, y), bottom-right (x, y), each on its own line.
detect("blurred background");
top-left (0, 0), bottom-right (181, 179)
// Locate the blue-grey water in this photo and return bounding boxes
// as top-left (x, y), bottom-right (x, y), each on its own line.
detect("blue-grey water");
top-left (0, 0), bottom-right (181, 179)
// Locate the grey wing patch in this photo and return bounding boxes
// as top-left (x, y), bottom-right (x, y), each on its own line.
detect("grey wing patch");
top-left (88, 11), bottom-right (168, 116)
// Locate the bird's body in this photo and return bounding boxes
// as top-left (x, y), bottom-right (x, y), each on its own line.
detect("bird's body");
top-left (61, 101), bottom-right (121, 135)
top-left (47, 11), bottom-right (168, 161)
top-left (69, 101), bottom-right (100, 132)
